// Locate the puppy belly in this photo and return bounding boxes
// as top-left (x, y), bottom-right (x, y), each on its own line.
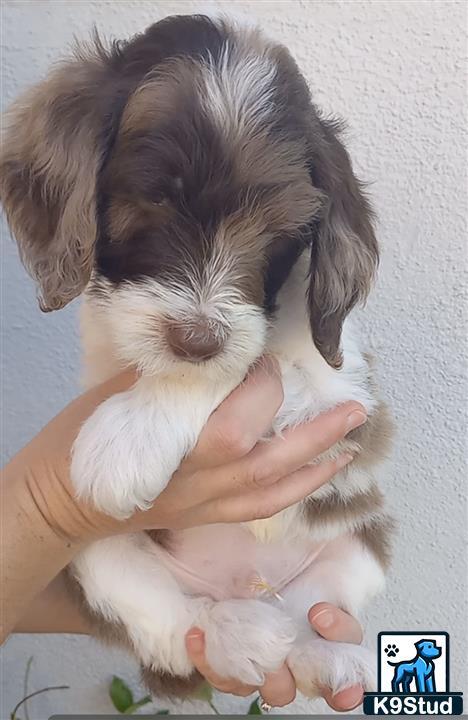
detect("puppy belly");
top-left (152, 524), bottom-right (326, 601)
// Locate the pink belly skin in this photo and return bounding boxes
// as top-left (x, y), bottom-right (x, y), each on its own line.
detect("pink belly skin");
top-left (153, 524), bottom-right (325, 601)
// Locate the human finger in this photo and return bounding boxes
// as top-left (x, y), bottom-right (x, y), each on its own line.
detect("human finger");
top-left (321, 684), bottom-right (364, 712)
top-left (308, 603), bottom-right (363, 644)
top-left (243, 402), bottom-right (366, 486)
top-left (205, 453), bottom-right (353, 524)
top-left (259, 666), bottom-right (296, 707)
top-left (185, 628), bottom-right (257, 696)
top-left (188, 356), bottom-right (283, 470)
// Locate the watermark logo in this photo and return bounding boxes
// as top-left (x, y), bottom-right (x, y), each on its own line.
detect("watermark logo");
top-left (364, 631), bottom-right (463, 715)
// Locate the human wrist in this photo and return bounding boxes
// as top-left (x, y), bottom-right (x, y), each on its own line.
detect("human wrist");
top-left (3, 449), bottom-right (110, 547)
top-left (3, 455), bottom-right (84, 551)
top-left (2, 458), bottom-right (84, 642)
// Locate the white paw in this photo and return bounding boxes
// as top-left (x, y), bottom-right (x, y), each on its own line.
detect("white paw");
top-left (288, 638), bottom-right (376, 698)
top-left (117, 606), bottom-right (198, 678)
top-left (71, 389), bottom-right (183, 518)
top-left (201, 599), bottom-right (297, 685)
top-left (133, 615), bottom-right (196, 678)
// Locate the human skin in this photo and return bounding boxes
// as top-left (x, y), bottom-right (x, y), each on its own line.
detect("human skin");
top-left (1, 358), bottom-right (367, 710)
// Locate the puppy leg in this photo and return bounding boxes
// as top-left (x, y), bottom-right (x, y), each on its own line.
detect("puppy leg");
top-left (72, 535), bottom-right (208, 677)
top-left (284, 532), bottom-right (386, 697)
top-left (73, 534), bottom-right (295, 686)
top-left (71, 375), bottom-right (227, 518)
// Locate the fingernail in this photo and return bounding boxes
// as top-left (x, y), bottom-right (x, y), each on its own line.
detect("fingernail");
top-left (346, 409), bottom-right (367, 431)
top-left (310, 609), bottom-right (334, 630)
top-left (331, 684), bottom-right (364, 710)
top-left (186, 628), bottom-right (204, 651)
top-left (336, 452), bottom-right (354, 469)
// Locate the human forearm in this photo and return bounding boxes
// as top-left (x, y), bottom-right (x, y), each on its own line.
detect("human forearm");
top-left (1, 372), bottom-right (139, 642)
top-left (13, 571), bottom-right (91, 635)
top-left (1, 463), bottom-right (84, 642)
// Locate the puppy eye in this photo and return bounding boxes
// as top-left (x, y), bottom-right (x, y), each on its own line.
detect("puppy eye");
top-left (152, 195), bottom-right (169, 207)
top-left (149, 178), bottom-right (183, 208)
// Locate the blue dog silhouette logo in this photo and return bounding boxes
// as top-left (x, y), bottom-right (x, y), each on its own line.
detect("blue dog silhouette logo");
top-left (387, 638), bottom-right (441, 693)
top-left (377, 632), bottom-right (448, 694)
top-left (363, 631), bottom-right (463, 715)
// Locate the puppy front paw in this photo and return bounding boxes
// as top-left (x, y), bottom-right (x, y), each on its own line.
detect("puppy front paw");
top-left (201, 599), bottom-right (297, 686)
top-left (71, 389), bottom-right (182, 518)
top-left (288, 638), bottom-right (376, 699)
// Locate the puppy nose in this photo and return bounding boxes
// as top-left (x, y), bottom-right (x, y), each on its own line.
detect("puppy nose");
top-left (167, 318), bottom-right (226, 361)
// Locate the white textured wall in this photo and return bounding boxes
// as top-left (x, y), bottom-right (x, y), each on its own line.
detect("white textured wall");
top-left (1, 1), bottom-right (467, 717)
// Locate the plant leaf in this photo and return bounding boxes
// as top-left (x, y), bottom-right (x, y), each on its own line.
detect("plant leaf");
top-left (109, 676), bottom-right (134, 713)
top-left (156, 711), bottom-right (170, 715)
top-left (192, 681), bottom-right (213, 703)
top-left (247, 698), bottom-right (263, 714)
top-left (124, 695), bottom-right (152, 714)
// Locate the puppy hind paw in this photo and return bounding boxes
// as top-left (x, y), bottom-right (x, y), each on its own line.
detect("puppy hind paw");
top-left (201, 599), bottom-right (297, 686)
top-left (289, 639), bottom-right (377, 698)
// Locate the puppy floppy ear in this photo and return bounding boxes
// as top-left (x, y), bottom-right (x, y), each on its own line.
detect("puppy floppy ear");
top-left (308, 119), bottom-right (379, 368)
top-left (0, 40), bottom-right (119, 311)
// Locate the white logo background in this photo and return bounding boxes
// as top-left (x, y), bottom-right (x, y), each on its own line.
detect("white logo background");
top-left (379, 632), bottom-right (448, 693)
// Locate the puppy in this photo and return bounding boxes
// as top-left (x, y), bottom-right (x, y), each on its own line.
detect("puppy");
top-left (1, 14), bottom-right (393, 701)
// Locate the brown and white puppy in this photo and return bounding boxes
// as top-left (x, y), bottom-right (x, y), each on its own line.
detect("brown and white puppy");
top-left (1, 14), bottom-right (393, 701)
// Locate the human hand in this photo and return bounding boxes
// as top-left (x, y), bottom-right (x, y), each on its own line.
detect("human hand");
top-left (185, 603), bottom-right (364, 711)
top-left (5, 357), bottom-right (366, 543)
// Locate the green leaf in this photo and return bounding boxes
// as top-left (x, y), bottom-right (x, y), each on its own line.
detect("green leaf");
top-left (109, 676), bottom-right (134, 713)
top-left (124, 695), bottom-right (152, 714)
top-left (247, 698), bottom-right (263, 714)
top-left (155, 711), bottom-right (170, 715)
top-left (192, 681), bottom-right (213, 703)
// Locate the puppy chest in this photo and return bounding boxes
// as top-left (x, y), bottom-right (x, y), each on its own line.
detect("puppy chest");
top-left (152, 525), bottom-right (325, 601)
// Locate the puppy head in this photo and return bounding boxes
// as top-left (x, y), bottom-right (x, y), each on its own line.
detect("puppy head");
top-left (0, 15), bottom-right (378, 375)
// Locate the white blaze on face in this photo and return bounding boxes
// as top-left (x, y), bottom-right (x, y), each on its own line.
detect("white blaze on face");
top-left (92, 252), bottom-right (267, 378)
